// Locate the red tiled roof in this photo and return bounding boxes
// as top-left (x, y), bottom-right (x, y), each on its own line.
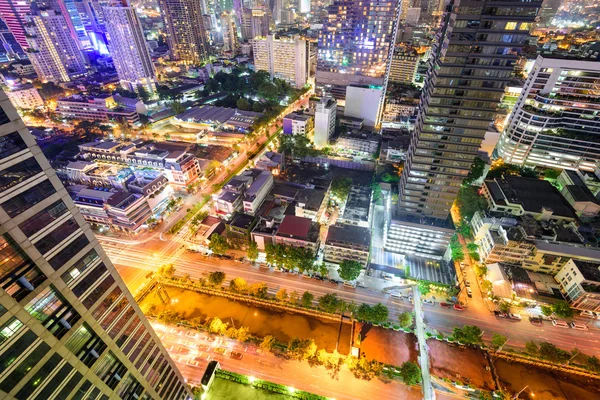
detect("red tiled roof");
top-left (277, 215), bottom-right (312, 240)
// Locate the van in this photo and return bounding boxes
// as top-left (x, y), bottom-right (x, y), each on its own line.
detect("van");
top-left (552, 320), bottom-right (570, 328)
top-left (569, 322), bottom-right (589, 330)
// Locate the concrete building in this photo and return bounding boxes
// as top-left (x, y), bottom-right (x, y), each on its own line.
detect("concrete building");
top-left (243, 169), bottom-right (273, 215)
top-left (394, 0), bottom-right (541, 257)
top-left (295, 187), bottom-right (326, 221)
top-left (481, 176), bottom-right (577, 222)
top-left (241, 8), bottom-right (270, 40)
top-left (0, 89), bottom-right (191, 399)
top-left (274, 215), bottom-right (319, 252)
top-left (313, 97), bottom-right (336, 148)
top-left (339, 185), bottom-right (371, 228)
top-left (324, 225), bottom-right (371, 267)
top-left (221, 11), bottom-right (239, 53)
top-left (56, 95), bottom-right (141, 125)
top-left (103, 0), bottom-right (157, 93)
top-left (496, 56), bottom-right (600, 172)
top-left (557, 170), bottom-right (600, 220)
top-left (389, 43), bottom-right (419, 84)
top-left (316, 0), bottom-right (400, 105)
top-left (25, 8), bottom-right (87, 82)
top-left (5, 84), bottom-right (43, 109)
top-left (158, 0), bottom-right (209, 64)
top-left (282, 112), bottom-right (313, 135)
top-left (252, 35), bottom-right (308, 89)
top-left (556, 259), bottom-right (600, 312)
top-left (344, 85), bottom-right (384, 127)
top-left (335, 132), bottom-right (380, 157)
top-left (0, 0), bottom-right (31, 50)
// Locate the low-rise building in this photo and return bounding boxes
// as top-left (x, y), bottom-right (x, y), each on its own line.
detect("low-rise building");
top-left (314, 97), bottom-right (336, 148)
top-left (56, 95), bottom-right (140, 125)
top-left (251, 217), bottom-right (280, 250)
top-left (274, 215), bottom-right (319, 252)
top-left (174, 105), bottom-right (263, 133)
top-left (255, 151), bottom-right (284, 173)
top-left (557, 170), bottom-right (600, 219)
top-left (324, 225), bottom-right (371, 267)
top-left (335, 132), bottom-right (381, 157)
top-left (295, 187), bottom-right (326, 221)
top-left (5, 84), bottom-right (44, 109)
top-left (243, 170), bottom-right (274, 215)
top-left (556, 259), bottom-right (600, 311)
top-left (282, 112), bottom-right (313, 135)
top-left (215, 191), bottom-right (243, 215)
top-left (482, 176), bottom-right (577, 222)
top-left (339, 185), bottom-right (372, 228)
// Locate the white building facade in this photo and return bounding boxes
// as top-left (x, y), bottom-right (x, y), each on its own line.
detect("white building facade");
top-left (252, 35), bottom-right (308, 89)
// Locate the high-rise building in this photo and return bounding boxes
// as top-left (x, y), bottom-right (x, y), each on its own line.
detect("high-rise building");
top-left (0, 0), bottom-right (31, 50)
top-left (252, 34), bottom-right (308, 88)
top-left (58, 0), bottom-right (92, 49)
top-left (272, 0), bottom-right (282, 22)
top-left (103, 0), bottom-right (157, 93)
top-left (495, 56), bottom-right (600, 172)
top-left (391, 0), bottom-right (542, 257)
top-left (221, 11), bottom-right (239, 53)
top-left (25, 8), bottom-right (87, 82)
top-left (316, 0), bottom-right (400, 105)
top-left (241, 8), bottom-right (270, 40)
top-left (0, 17), bottom-right (25, 61)
top-left (0, 90), bottom-right (192, 399)
top-left (389, 43), bottom-right (419, 85)
top-left (539, 0), bottom-right (561, 27)
top-left (158, 0), bottom-right (209, 64)
top-left (299, 0), bottom-right (309, 13)
top-left (314, 97), bottom-right (337, 148)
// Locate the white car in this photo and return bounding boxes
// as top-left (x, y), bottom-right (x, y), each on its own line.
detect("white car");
top-left (508, 313), bottom-right (522, 320)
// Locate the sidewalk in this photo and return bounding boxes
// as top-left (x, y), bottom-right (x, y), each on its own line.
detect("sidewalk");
top-left (413, 286), bottom-right (435, 400)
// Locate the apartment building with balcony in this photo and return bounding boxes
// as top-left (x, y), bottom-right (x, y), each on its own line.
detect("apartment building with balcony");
top-left (496, 56), bottom-right (600, 171)
top-left (324, 225), bottom-right (371, 267)
top-left (556, 259), bottom-right (600, 312)
top-left (56, 95), bottom-right (140, 125)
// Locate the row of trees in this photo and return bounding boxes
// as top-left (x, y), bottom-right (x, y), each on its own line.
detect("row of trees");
top-left (264, 243), bottom-right (320, 274)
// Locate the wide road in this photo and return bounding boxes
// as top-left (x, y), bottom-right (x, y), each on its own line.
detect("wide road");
top-left (100, 239), bottom-right (600, 358)
top-left (155, 321), bottom-right (423, 400)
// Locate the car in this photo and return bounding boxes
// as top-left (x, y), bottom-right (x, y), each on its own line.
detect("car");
top-left (186, 360), bottom-right (201, 367)
top-left (390, 292), bottom-right (402, 300)
top-left (494, 311), bottom-right (507, 318)
top-left (466, 288), bottom-right (473, 298)
top-left (439, 302), bottom-right (452, 308)
top-left (508, 313), bottom-right (522, 321)
top-left (459, 262), bottom-right (465, 268)
top-left (423, 299), bottom-right (435, 305)
top-left (329, 278), bottom-right (340, 284)
top-left (529, 316), bottom-right (543, 325)
top-left (569, 322), bottom-right (589, 330)
top-left (552, 319), bottom-right (570, 328)
top-left (313, 275), bottom-right (325, 281)
top-left (465, 280), bottom-right (471, 287)
top-left (197, 344), bottom-right (210, 352)
top-left (453, 304), bottom-right (465, 311)
top-left (382, 274), bottom-right (394, 281)
top-left (184, 331), bottom-right (198, 339)
top-left (259, 264), bottom-right (269, 269)
top-left (230, 351), bottom-right (244, 360)
top-left (214, 347), bottom-right (227, 355)
top-left (580, 310), bottom-right (600, 319)
top-left (357, 282), bottom-right (367, 288)
top-left (169, 328), bottom-right (183, 336)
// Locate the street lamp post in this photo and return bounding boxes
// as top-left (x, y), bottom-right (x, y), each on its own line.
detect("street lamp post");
top-left (513, 385), bottom-right (534, 399)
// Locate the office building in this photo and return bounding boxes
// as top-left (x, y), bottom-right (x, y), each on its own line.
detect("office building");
top-left (221, 11), bottom-right (238, 53)
top-left (0, 17), bottom-right (25, 60)
top-left (5, 84), bottom-right (44, 110)
top-left (389, 43), bottom-right (419, 85)
top-left (314, 97), bottom-right (336, 148)
top-left (252, 34), bottom-right (308, 89)
top-left (0, 89), bottom-right (191, 399)
top-left (25, 8), bottom-right (87, 82)
top-left (56, 95), bottom-right (141, 125)
top-left (158, 0), bottom-right (209, 64)
top-left (272, 0), bottom-right (282, 22)
top-left (0, 0), bottom-right (30, 50)
top-left (241, 8), bottom-right (270, 40)
top-left (495, 56), bottom-right (600, 172)
top-left (103, 0), bottom-right (157, 94)
top-left (58, 0), bottom-right (91, 49)
top-left (397, 0), bottom-right (541, 225)
top-left (344, 86), bottom-right (384, 127)
top-left (282, 112), bottom-right (312, 135)
top-left (316, 0), bottom-right (400, 105)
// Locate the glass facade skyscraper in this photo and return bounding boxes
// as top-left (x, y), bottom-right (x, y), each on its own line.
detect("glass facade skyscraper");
top-left (0, 90), bottom-right (190, 399)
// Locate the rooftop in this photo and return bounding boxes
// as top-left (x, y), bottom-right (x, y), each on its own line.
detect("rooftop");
top-left (276, 215), bottom-right (313, 240)
top-left (176, 105), bottom-right (262, 125)
top-left (229, 213), bottom-right (256, 231)
top-left (296, 188), bottom-right (326, 211)
top-left (326, 225), bottom-right (371, 248)
top-left (284, 112), bottom-right (311, 122)
top-left (573, 259), bottom-right (600, 283)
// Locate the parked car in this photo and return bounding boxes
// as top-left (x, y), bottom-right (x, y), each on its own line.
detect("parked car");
top-left (580, 310), bottom-right (600, 319)
top-left (439, 302), bottom-right (452, 308)
top-left (494, 311), bottom-right (507, 318)
top-left (313, 275), bottom-right (325, 281)
top-left (528, 316), bottom-right (543, 325)
top-left (453, 304), bottom-right (465, 311)
top-left (466, 288), bottom-right (473, 298)
top-left (508, 313), bottom-right (522, 321)
top-left (552, 319), bottom-right (570, 328)
top-left (569, 322), bottom-right (589, 330)
top-left (465, 280), bottom-right (471, 287)
top-left (422, 299), bottom-right (435, 305)
top-left (230, 351), bottom-right (244, 360)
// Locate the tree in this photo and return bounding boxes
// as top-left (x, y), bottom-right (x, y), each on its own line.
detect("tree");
top-left (156, 310), bottom-right (181, 324)
top-left (397, 312), bottom-right (414, 329)
top-left (289, 291), bottom-right (300, 304)
top-left (538, 342), bottom-right (570, 363)
top-left (157, 264), bottom-right (175, 278)
top-left (249, 282), bottom-right (268, 298)
top-left (463, 157), bottom-right (486, 186)
top-left (275, 288), bottom-right (288, 302)
top-left (206, 79), bottom-right (220, 93)
top-left (491, 333), bottom-right (507, 350)
top-left (207, 317), bottom-right (227, 334)
top-left (540, 305), bottom-right (553, 317)
top-left (544, 169), bottom-right (561, 180)
top-left (171, 101), bottom-right (186, 115)
top-left (338, 260), bottom-right (363, 281)
top-left (258, 81), bottom-right (279, 101)
top-left (417, 281), bottom-right (431, 295)
top-left (456, 223), bottom-right (473, 238)
top-left (229, 277), bottom-right (247, 293)
top-left (587, 356), bottom-right (600, 373)
top-left (318, 293), bottom-right (341, 313)
top-left (207, 271), bottom-right (226, 286)
top-left (345, 356), bottom-right (383, 380)
top-left (233, 326), bottom-right (250, 341)
top-left (355, 303), bottom-right (373, 322)
top-left (137, 86), bottom-right (150, 102)
top-left (525, 341), bottom-right (539, 355)
top-left (398, 361), bottom-right (422, 385)
top-left (466, 243), bottom-right (479, 253)
top-left (331, 177), bottom-right (353, 202)
top-left (455, 186), bottom-right (488, 220)
top-left (552, 300), bottom-right (574, 319)
top-left (370, 303), bottom-right (389, 324)
top-left (236, 97), bottom-right (250, 110)
top-left (247, 241), bottom-right (259, 262)
top-left (301, 291), bottom-right (314, 307)
top-left (498, 301), bottom-right (511, 313)
top-left (453, 325), bottom-right (483, 345)
top-left (381, 172), bottom-right (400, 183)
top-left (209, 234), bottom-right (229, 255)
top-left (260, 335), bottom-right (277, 351)
top-left (318, 263), bottom-right (328, 277)
top-left (287, 338), bottom-right (317, 360)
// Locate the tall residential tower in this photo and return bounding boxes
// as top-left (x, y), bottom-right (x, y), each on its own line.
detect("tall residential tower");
top-left (158, 0), bottom-right (209, 64)
top-left (103, 0), bottom-right (157, 93)
top-left (0, 90), bottom-right (191, 398)
top-left (388, 0), bottom-right (542, 258)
